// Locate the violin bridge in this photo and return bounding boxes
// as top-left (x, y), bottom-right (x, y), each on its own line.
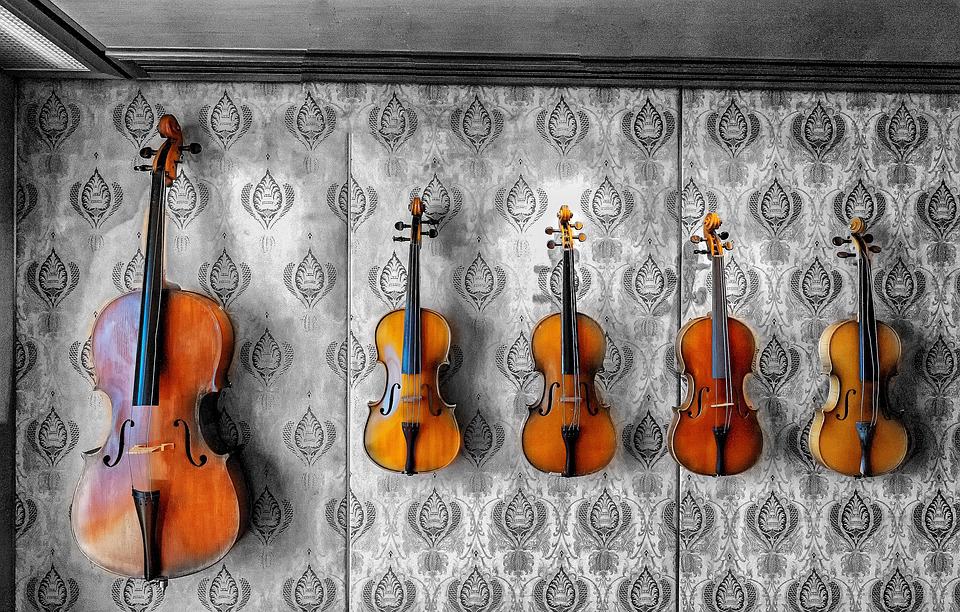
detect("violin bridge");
top-left (128, 442), bottom-right (174, 455)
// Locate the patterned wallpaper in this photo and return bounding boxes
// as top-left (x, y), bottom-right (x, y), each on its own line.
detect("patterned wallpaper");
top-left (11, 80), bottom-right (960, 612)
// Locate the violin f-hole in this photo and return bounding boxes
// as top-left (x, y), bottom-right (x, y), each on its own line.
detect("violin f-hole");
top-left (173, 419), bottom-right (207, 467)
top-left (382, 383), bottom-right (401, 416)
top-left (103, 419), bottom-right (134, 467)
top-left (688, 386), bottom-right (709, 419)
top-left (539, 382), bottom-right (559, 416)
top-left (836, 388), bottom-right (856, 421)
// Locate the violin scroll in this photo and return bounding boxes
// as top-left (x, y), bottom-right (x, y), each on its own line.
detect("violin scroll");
top-left (545, 205), bottom-right (586, 249)
top-left (691, 212), bottom-right (734, 257)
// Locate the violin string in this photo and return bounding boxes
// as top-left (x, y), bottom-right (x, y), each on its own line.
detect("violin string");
top-left (719, 252), bottom-right (733, 431)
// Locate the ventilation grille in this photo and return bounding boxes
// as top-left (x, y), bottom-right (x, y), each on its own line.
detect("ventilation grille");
top-left (0, 5), bottom-right (86, 71)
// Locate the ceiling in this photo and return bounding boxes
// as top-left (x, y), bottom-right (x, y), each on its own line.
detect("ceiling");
top-left (4, 0), bottom-right (960, 89)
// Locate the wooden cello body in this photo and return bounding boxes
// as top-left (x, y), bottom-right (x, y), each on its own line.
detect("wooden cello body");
top-left (365, 197), bottom-right (460, 474)
top-left (71, 115), bottom-right (247, 580)
top-left (522, 206), bottom-right (616, 477)
top-left (669, 213), bottom-right (763, 476)
top-left (809, 218), bottom-right (908, 477)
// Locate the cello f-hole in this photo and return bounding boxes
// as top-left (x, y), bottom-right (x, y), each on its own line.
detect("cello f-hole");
top-left (689, 386), bottom-right (709, 419)
top-left (423, 383), bottom-right (441, 417)
top-left (580, 382), bottom-right (598, 415)
top-left (173, 419), bottom-right (207, 467)
top-left (102, 419), bottom-right (134, 467)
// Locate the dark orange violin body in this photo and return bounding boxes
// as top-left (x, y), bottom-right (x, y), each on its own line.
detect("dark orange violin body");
top-left (522, 206), bottom-right (616, 477)
top-left (71, 115), bottom-right (247, 580)
top-left (669, 213), bottom-right (763, 476)
top-left (810, 217), bottom-right (909, 477)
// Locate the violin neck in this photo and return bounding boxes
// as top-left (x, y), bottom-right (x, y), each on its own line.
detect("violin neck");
top-left (560, 247), bottom-right (578, 375)
top-left (401, 221), bottom-right (421, 376)
top-left (711, 255), bottom-right (730, 380)
top-left (132, 159), bottom-right (168, 406)
top-left (858, 253), bottom-right (879, 382)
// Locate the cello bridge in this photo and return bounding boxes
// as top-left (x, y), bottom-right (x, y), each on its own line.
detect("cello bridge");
top-left (710, 402), bottom-right (734, 408)
top-left (128, 442), bottom-right (174, 455)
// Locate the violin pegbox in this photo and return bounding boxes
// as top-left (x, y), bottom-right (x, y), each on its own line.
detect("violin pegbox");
top-left (691, 212), bottom-right (733, 257)
top-left (832, 216), bottom-right (880, 260)
top-left (394, 196), bottom-right (439, 244)
top-left (545, 204), bottom-right (585, 250)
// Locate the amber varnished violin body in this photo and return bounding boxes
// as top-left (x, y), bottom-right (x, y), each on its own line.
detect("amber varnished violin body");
top-left (365, 197), bottom-right (460, 474)
top-left (670, 213), bottom-right (763, 476)
top-left (522, 206), bottom-right (616, 477)
top-left (72, 115), bottom-right (247, 580)
top-left (810, 218), bottom-right (908, 477)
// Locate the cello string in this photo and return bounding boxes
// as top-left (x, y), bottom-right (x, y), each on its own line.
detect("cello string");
top-left (719, 252), bottom-right (733, 431)
top-left (868, 253), bottom-right (881, 428)
top-left (570, 238), bottom-right (581, 428)
top-left (858, 246), bottom-right (866, 426)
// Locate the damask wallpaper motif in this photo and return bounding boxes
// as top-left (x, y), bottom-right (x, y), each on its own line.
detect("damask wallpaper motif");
top-left (11, 79), bottom-right (960, 612)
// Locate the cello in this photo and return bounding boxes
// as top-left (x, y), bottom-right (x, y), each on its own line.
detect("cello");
top-left (522, 205), bottom-right (616, 477)
top-left (365, 196), bottom-right (461, 474)
top-left (71, 115), bottom-right (247, 580)
top-left (809, 217), bottom-right (909, 477)
top-left (669, 213), bottom-right (763, 476)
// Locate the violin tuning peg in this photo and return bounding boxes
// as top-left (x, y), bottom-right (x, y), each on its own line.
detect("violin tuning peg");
top-left (837, 250), bottom-right (855, 258)
top-left (134, 164), bottom-right (152, 172)
top-left (576, 233), bottom-right (586, 242)
top-left (863, 233), bottom-right (874, 243)
top-left (545, 226), bottom-right (556, 235)
top-left (869, 245), bottom-right (882, 253)
top-left (426, 228), bottom-right (439, 238)
top-left (573, 222), bottom-right (583, 230)
top-left (139, 147), bottom-right (156, 159)
top-left (180, 142), bottom-right (202, 155)
top-left (718, 231), bottom-right (729, 240)
top-left (393, 236), bottom-right (410, 242)
top-left (831, 236), bottom-right (850, 246)
top-left (690, 235), bottom-right (703, 244)
top-left (394, 221), bottom-right (411, 230)
top-left (547, 240), bottom-right (557, 249)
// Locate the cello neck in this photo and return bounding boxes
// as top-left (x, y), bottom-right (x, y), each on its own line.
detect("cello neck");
top-left (132, 145), bottom-right (170, 407)
top-left (401, 214), bottom-right (422, 376)
top-left (711, 254), bottom-right (730, 380)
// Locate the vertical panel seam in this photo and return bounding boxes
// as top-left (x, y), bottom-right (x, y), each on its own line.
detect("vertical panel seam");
top-left (674, 85), bottom-right (683, 612)
top-left (344, 131), bottom-right (353, 611)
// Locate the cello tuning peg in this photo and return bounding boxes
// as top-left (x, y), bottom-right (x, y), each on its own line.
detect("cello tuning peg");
top-left (134, 164), bottom-right (152, 172)
top-left (837, 250), bottom-right (855, 258)
top-left (139, 147), bottom-right (156, 159)
top-left (573, 222), bottom-right (583, 230)
top-left (831, 236), bottom-right (850, 246)
top-left (869, 245), bottom-right (882, 253)
top-left (547, 240), bottom-right (557, 249)
top-left (576, 233), bottom-right (586, 242)
top-left (394, 222), bottom-right (411, 230)
top-left (862, 233), bottom-right (874, 243)
top-left (693, 249), bottom-right (708, 255)
top-left (690, 235), bottom-right (703, 244)
top-left (545, 226), bottom-right (556, 235)
top-left (718, 231), bottom-right (729, 240)
top-left (180, 142), bottom-right (202, 155)
top-left (426, 228), bottom-right (439, 238)
top-left (423, 218), bottom-right (440, 226)
top-left (723, 241), bottom-right (734, 250)
top-left (393, 236), bottom-right (411, 242)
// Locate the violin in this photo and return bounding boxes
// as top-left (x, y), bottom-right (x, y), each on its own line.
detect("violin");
top-left (71, 115), bottom-right (247, 580)
top-left (670, 213), bottom-right (763, 476)
top-left (522, 205), bottom-right (616, 477)
top-left (365, 196), bottom-right (460, 474)
top-left (810, 217), bottom-right (909, 477)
